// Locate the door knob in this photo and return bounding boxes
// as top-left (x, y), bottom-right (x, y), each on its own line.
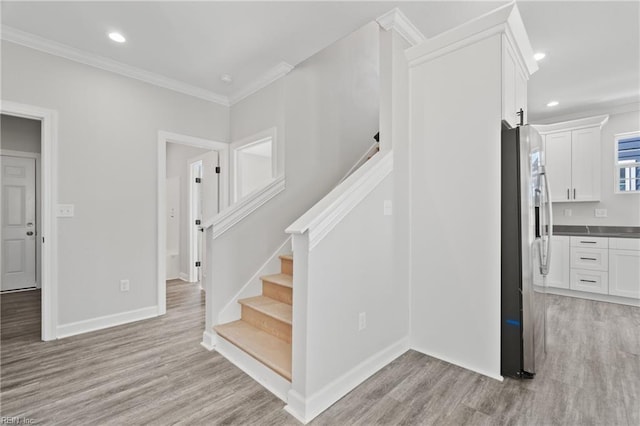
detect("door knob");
top-left (26, 231), bottom-right (34, 236)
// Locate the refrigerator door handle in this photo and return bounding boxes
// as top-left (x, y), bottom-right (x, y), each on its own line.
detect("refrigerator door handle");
top-left (539, 167), bottom-right (553, 276)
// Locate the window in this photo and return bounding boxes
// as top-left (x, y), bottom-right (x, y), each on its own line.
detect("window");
top-left (231, 128), bottom-right (278, 202)
top-left (615, 131), bottom-right (640, 193)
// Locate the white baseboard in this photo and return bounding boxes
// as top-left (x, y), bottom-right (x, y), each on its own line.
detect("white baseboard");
top-left (285, 337), bottom-right (409, 424)
top-left (56, 306), bottom-right (159, 339)
top-left (178, 272), bottom-right (190, 282)
top-left (215, 334), bottom-right (291, 402)
top-left (410, 344), bottom-right (503, 382)
top-left (201, 330), bottom-right (217, 351)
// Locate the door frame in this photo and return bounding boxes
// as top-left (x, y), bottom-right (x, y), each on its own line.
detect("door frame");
top-left (188, 158), bottom-right (203, 283)
top-left (157, 131), bottom-right (228, 315)
top-left (1, 100), bottom-right (59, 341)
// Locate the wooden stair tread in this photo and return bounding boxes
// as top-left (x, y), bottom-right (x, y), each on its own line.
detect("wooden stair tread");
top-left (214, 320), bottom-right (291, 381)
top-left (261, 273), bottom-right (292, 289)
top-left (278, 254), bottom-right (293, 261)
top-left (238, 296), bottom-right (292, 324)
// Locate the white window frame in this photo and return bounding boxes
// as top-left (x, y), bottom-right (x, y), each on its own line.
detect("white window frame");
top-left (614, 131), bottom-right (640, 194)
top-left (230, 127), bottom-right (278, 203)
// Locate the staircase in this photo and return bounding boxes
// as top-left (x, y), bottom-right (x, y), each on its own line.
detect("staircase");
top-left (214, 254), bottom-right (293, 381)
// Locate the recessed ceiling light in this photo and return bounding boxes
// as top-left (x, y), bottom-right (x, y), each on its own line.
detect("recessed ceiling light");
top-left (221, 74), bottom-right (232, 84)
top-left (534, 52), bottom-right (546, 61)
top-left (547, 101), bottom-right (559, 107)
top-left (108, 32), bottom-right (126, 43)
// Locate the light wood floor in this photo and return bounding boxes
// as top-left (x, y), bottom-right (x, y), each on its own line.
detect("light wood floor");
top-left (1, 282), bottom-right (638, 425)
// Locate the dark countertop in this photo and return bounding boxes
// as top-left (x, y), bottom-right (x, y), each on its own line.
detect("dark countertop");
top-left (554, 225), bottom-right (640, 239)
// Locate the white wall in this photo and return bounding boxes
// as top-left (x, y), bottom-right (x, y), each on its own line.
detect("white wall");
top-left (1, 40), bottom-right (229, 327)
top-left (1, 114), bottom-right (41, 153)
top-left (409, 34), bottom-right (503, 379)
top-left (548, 107), bottom-right (640, 226)
top-left (166, 142), bottom-right (210, 279)
top-left (238, 151), bottom-right (272, 198)
top-left (210, 22), bottom-right (380, 319)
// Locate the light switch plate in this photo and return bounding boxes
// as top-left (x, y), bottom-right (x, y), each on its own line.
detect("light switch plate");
top-left (594, 208), bottom-right (607, 218)
top-left (57, 204), bottom-right (75, 217)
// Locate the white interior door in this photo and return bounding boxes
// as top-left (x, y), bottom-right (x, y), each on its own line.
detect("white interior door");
top-left (197, 151), bottom-right (219, 282)
top-left (1, 155), bottom-right (37, 291)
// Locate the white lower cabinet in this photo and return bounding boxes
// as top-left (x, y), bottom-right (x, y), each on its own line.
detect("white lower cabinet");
top-left (533, 235), bottom-right (570, 288)
top-left (609, 246), bottom-right (640, 299)
top-left (570, 269), bottom-right (608, 294)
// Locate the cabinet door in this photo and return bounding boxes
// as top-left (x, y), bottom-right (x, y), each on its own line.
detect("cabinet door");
top-left (545, 132), bottom-right (572, 202)
top-left (515, 67), bottom-right (527, 124)
top-left (571, 127), bottom-right (601, 201)
top-left (502, 38), bottom-right (517, 127)
top-left (609, 249), bottom-right (640, 299)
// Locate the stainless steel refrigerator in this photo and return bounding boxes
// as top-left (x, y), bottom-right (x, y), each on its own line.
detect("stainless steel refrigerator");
top-left (501, 123), bottom-right (552, 379)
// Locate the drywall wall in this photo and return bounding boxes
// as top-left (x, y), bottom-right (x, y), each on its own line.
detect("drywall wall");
top-left (1, 114), bottom-right (41, 153)
top-left (548, 107), bottom-right (640, 226)
top-left (166, 142), bottom-right (211, 279)
top-left (210, 22), bottom-right (379, 320)
top-left (302, 173), bottom-right (406, 415)
top-left (238, 151), bottom-right (272, 198)
top-left (409, 35), bottom-right (503, 379)
top-left (166, 176), bottom-right (180, 280)
top-left (1, 40), bottom-right (229, 327)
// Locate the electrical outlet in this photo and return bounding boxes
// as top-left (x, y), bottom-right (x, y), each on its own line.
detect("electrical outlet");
top-left (358, 312), bottom-right (366, 331)
top-left (120, 279), bottom-right (130, 292)
top-left (383, 200), bottom-right (393, 216)
top-left (564, 209), bottom-right (572, 217)
top-left (57, 204), bottom-right (75, 217)
top-left (595, 209), bottom-right (607, 218)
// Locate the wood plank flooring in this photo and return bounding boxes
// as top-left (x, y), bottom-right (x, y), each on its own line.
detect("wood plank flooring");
top-left (2, 283), bottom-right (638, 425)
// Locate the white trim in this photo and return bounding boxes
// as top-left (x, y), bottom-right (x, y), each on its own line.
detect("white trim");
top-left (405, 3), bottom-right (538, 77)
top-left (1, 100), bottom-right (58, 341)
top-left (56, 306), bottom-right (159, 339)
top-left (202, 174), bottom-right (286, 239)
top-left (178, 272), bottom-right (190, 282)
top-left (215, 335), bottom-right (292, 402)
top-left (0, 149), bottom-right (40, 159)
top-left (531, 101), bottom-right (640, 125)
top-left (532, 114), bottom-right (609, 135)
top-left (228, 62), bottom-right (293, 105)
top-left (230, 127), bottom-right (279, 203)
top-left (188, 159), bottom-right (204, 282)
top-left (285, 338), bottom-right (409, 424)
top-left (201, 330), bottom-right (217, 351)
top-left (337, 142), bottom-right (380, 184)
top-left (217, 236), bottom-right (291, 324)
top-left (157, 131), bottom-right (229, 315)
top-left (410, 345), bottom-right (504, 382)
top-left (1, 26), bottom-right (229, 106)
top-left (286, 151), bottom-right (393, 251)
top-left (544, 286), bottom-right (640, 307)
top-left (376, 8), bottom-right (426, 47)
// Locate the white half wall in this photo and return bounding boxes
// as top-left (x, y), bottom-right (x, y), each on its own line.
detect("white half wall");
top-left (547, 107), bottom-right (640, 226)
top-left (409, 34), bottom-right (503, 380)
top-left (1, 40), bottom-right (229, 328)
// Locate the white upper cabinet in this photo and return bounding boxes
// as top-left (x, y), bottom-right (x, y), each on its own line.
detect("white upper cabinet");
top-left (502, 36), bottom-right (529, 128)
top-left (536, 115), bottom-right (608, 203)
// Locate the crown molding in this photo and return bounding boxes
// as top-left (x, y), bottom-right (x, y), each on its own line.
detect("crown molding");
top-left (228, 62), bottom-right (294, 106)
top-left (376, 8), bottom-right (426, 47)
top-left (1, 26), bottom-right (230, 106)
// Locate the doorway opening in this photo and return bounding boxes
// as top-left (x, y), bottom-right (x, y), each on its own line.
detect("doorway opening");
top-left (157, 131), bottom-right (228, 315)
top-left (1, 101), bottom-right (58, 341)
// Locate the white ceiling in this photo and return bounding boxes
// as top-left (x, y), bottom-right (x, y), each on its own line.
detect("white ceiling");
top-left (1, 1), bottom-right (638, 121)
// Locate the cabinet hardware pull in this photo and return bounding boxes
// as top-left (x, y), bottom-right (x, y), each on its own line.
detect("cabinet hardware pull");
top-left (580, 241), bottom-right (596, 244)
top-left (579, 257), bottom-right (597, 261)
top-left (580, 279), bottom-right (597, 283)
top-left (567, 188), bottom-right (570, 200)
